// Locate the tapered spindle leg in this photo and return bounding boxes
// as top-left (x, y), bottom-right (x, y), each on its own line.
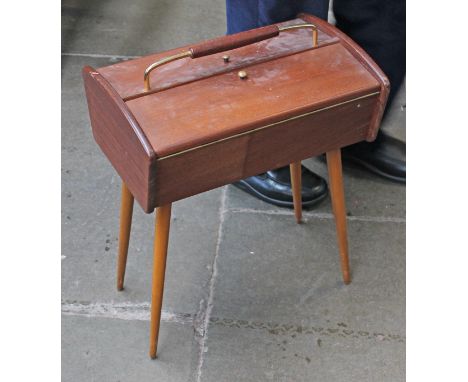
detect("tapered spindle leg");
top-left (326, 149), bottom-right (351, 284)
top-left (290, 161), bottom-right (302, 224)
top-left (117, 181), bottom-right (134, 291)
top-left (149, 204), bottom-right (172, 359)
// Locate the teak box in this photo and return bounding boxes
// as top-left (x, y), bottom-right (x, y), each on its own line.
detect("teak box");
top-left (83, 13), bottom-right (388, 213)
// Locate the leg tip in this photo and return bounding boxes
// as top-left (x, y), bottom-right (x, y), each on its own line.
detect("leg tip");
top-left (294, 212), bottom-right (302, 224)
top-left (149, 343), bottom-right (158, 360)
top-left (341, 269), bottom-right (351, 284)
top-left (117, 285), bottom-right (124, 291)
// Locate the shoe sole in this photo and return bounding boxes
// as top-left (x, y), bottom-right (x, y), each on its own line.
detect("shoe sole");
top-left (232, 180), bottom-right (328, 209)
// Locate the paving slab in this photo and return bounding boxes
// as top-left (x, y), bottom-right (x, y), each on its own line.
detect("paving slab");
top-left (61, 184), bottom-right (222, 311)
top-left (62, 0), bottom-right (226, 56)
top-left (200, 323), bottom-right (404, 382)
top-left (62, 315), bottom-right (198, 382)
top-left (210, 211), bottom-right (405, 334)
top-left (62, 55), bottom-right (222, 313)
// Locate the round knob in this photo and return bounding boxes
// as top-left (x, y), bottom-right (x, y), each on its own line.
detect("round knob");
top-left (222, 55), bottom-right (230, 63)
top-left (238, 70), bottom-right (248, 79)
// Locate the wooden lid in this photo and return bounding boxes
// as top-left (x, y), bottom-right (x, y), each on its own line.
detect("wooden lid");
top-left (96, 16), bottom-right (386, 159)
top-left (97, 18), bottom-right (338, 100)
top-left (126, 44), bottom-right (380, 158)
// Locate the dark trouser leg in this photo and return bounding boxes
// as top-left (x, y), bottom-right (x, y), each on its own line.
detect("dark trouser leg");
top-left (333, 0), bottom-right (406, 113)
top-left (333, 0), bottom-right (406, 183)
top-left (226, 0), bottom-right (329, 34)
top-left (227, 0), bottom-right (330, 208)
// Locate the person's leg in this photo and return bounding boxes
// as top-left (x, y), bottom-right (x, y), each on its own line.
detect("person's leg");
top-left (226, 0), bottom-right (259, 34)
top-left (334, 0), bottom-right (405, 108)
top-left (334, 0), bottom-right (406, 182)
top-left (226, 0), bottom-right (329, 33)
top-left (227, 0), bottom-right (330, 208)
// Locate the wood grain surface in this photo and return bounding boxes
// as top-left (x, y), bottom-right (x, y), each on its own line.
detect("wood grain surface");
top-left (82, 66), bottom-right (156, 212)
top-left (97, 18), bottom-right (338, 100)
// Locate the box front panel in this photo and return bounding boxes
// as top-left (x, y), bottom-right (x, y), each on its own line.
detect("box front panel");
top-left (150, 94), bottom-right (376, 207)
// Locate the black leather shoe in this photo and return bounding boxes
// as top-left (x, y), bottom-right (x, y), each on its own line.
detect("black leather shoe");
top-left (341, 132), bottom-right (406, 183)
top-left (232, 165), bottom-right (328, 208)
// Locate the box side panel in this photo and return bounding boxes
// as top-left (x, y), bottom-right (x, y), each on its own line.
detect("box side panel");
top-left (82, 66), bottom-right (155, 213)
top-left (150, 94), bottom-right (376, 208)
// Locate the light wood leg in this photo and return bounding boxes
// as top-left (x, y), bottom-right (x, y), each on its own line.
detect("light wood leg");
top-left (326, 149), bottom-right (351, 284)
top-left (117, 181), bottom-right (134, 291)
top-left (149, 204), bottom-right (172, 359)
top-left (290, 161), bottom-right (302, 224)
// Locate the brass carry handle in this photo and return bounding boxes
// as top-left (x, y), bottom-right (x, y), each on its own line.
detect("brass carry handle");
top-left (143, 23), bottom-right (318, 91)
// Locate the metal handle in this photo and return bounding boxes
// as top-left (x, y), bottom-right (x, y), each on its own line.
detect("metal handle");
top-left (143, 23), bottom-right (318, 91)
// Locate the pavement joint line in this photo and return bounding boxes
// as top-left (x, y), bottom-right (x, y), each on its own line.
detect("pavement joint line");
top-left (208, 316), bottom-right (405, 344)
top-left (61, 301), bottom-right (193, 325)
top-left (195, 186), bottom-right (227, 382)
top-left (61, 52), bottom-right (142, 60)
top-left (60, 301), bottom-right (405, 344)
top-left (227, 207), bottom-right (406, 223)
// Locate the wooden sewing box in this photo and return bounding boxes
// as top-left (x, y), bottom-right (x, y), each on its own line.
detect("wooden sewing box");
top-left (82, 13), bottom-right (389, 358)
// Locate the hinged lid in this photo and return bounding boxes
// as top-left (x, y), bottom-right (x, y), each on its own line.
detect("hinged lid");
top-left (93, 16), bottom-right (387, 159)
